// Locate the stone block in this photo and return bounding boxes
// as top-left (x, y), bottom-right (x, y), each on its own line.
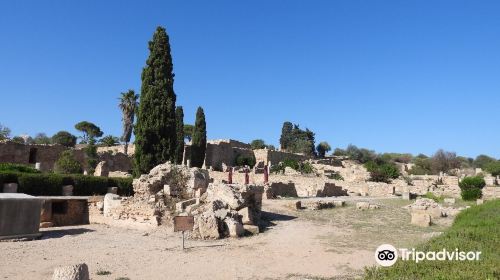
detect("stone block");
top-left (52, 263), bottom-right (89, 280)
top-left (444, 198), bottom-right (455, 204)
top-left (3, 183), bottom-right (18, 193)
top-left (368, 204), bottom-right (380, 210)
top-left (224, 217), bottom-right (244, 237)
top-left (238, 207), bottom-right (254, 225)
top-left (175, 198), bottom-right (198, 213)
top-left (411, 212), bottom-right (431, 227)
top-left (107, 187), bottom-right (118, 194)
top-left (103, 193), bottom-right (121, 217)
top-left (477, 199), bottom-right (483, 205)
top-left (333, 200), bottom-right (345, 207)
top-left (243, 224), bottom-right (259, 235)
top-left (402, 192), bottom-right (411, 200)
top-left (356, 201), bottom-right (370, 210)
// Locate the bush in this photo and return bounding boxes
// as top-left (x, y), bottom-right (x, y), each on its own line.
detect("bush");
top-left (235, 154), bottom-right (256, 168)
top-left (0, 163), bottom-right (40, 173)
top-left (54, 151), bottom-right (83, 174)
top-left (459, 176), bottom-right (486, 201)
top-left (270, 159), bottom-right (315, 175)
top-left (250, 139), bottom-right (266, 150)
top-left (0, 171), bottom-right (133, 196)
top-left (484, 161), bottom-right (500, 177)
top-left (461, 188), bottom-right (483, 201)
top-left (422, 192), bottom-right (444, 203)
top-left (17, 173), bottom-right (64, 196)
top-left (364, 161), bottom-right (400, 183)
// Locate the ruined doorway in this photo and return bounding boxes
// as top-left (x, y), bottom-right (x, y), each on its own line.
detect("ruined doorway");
top-left (28, 148), bottom-right (38, 164)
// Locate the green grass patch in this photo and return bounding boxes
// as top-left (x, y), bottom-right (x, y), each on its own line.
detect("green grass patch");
top-left (364, 199), bottom-right (500, 280)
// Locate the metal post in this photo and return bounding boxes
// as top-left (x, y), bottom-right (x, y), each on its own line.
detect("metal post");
top-left (182, 231), bottom-right (185, 250)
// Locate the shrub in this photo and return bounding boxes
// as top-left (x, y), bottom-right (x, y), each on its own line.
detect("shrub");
top-left (0, 171), bottom-right (133, 196)
top-left (235, 154), bottom-right (256, 168)
top-left (484, 161), bottom-right (500, 177)
top-left (333, 148), bottom-right (347, 156)
top-left (0, 163), bottom-right (40, 173)
top-left (54, 151), bottom-right (83, 174)
top-left (270, 159), bottom-right (315, 175)
top-left (250, 139), bottom-right (266, 150)
top-left (364, 161), bottom-right (400, 183)
top-left (17, 173), bottom-right (64, 196)
top-left (459, 176), bottom-right (486, 201)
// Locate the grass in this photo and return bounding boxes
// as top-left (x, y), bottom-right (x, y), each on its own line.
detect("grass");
top-left (364, 199), bottom-right (500, 280)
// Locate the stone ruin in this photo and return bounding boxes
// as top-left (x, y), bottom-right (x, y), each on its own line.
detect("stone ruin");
top-left (95, 162), bottom-right (264, 239)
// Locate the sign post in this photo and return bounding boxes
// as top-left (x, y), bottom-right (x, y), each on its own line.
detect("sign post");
top-left (174, 216), bottom-right (194, 250)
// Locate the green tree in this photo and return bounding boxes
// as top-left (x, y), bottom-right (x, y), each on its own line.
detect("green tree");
top-left (316, 141), bottom-right (331, 158)
top-left (52, 131), bottom-right (77, 147)
top-left (279, 122), bottom-right (293, 150)
top-left (0, 124), bottom-right (10, 140)
top-left (75, 121), bottom-right (103, 144)
top-left (175, 106), bottom-right (185, 164)
top-left (118, 89), bottom-right (139, 155)
top-left (85, 138), bottom-right (99, 174)
top-left (484, 161), bottom-right (500, 177)
top-left (33, 133), bottom-right (51, 144)
top-left (99, 135), bottom-right (120, 147)
top-left (190, 107), bottom-right (207, 168)
top-left (54, 150), bottom-right (83, 174)
top-left (184, 124), bottom-right (194, 142)
top-left (474, 155), bottom-right (496, 169)
top-left (250, 139), bottom-right (266, 149)
top-left (134, 26), bottom-right (177, 176)
top-left (11, 136), bottom-right (25, 144)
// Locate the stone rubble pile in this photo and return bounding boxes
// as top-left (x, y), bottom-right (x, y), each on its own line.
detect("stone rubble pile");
top-left (180, 183), bottom-right (264, 239)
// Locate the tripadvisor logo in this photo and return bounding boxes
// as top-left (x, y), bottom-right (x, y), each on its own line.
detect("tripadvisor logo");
top-left (375, 244), bottom-right (482, 267)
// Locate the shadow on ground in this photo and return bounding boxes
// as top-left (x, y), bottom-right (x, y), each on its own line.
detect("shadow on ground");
top-left (260, 211), bottom-right (297, 232)
top-left (40, 228), bottom-right (95, 240)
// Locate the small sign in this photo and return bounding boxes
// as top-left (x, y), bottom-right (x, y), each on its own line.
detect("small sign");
top-left (174, 216), bottom-right (194, 232)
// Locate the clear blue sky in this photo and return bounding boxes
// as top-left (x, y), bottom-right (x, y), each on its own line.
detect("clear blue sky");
top-left (1, 1), bottom-right (499, 158)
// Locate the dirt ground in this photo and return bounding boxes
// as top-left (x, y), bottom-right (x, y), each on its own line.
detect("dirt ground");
top-left (0, 197), bottom-right (449, 280)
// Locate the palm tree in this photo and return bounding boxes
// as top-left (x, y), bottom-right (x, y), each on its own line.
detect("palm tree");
top-left (118, 90), bottom-right (139, 155)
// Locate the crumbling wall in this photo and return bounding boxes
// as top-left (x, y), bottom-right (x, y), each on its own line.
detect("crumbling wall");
top-left (254, 149), bottom-right (308, 166)
top-left (203, 140), bottom-right (254, 171)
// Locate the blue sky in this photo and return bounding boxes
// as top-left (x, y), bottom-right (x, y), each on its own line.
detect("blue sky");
top-left (0, 1), bottom-right (499, 158)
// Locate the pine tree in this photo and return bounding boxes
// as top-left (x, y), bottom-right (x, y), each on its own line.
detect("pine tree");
top-left (190, 107), bottom-right (207, 168)
top-left (175, 106), bottom-right (185, 164)
top-left (134, 26), bottom-right (177, 176)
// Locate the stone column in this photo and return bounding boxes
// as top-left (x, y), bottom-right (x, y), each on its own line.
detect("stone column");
top-left (244, 168), bottom-right (249, 185)
top-left (228, 167), bottom-right (233, 184)
top-left (264, 165), bottom-right (269, 184)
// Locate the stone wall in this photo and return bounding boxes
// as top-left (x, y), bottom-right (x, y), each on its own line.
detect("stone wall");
top-left (482, 187), bottom-right (500, 200)
top-left (202, 140), bottom-right (254, 171)
top-left (0, 140), bottom-right (132, 173)
top-left (97, 144), bottom-right (135, 155)
top-left (253, 149), bottom-right (308, 166)
top-left (0, 141), bottom-right (85, 171)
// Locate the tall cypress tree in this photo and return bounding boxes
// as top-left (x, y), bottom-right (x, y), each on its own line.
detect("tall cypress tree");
top-left (279, 121), bottom-right (293, 151)
top-left (190, 107), bottom-right (207, 168)
top-left (175, 106), bottom-right (184, 164)
top-left (134, 26), bottom-right (177, 176)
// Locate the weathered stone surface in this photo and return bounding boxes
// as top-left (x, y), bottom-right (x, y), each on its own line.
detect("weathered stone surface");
top-left (284, 166), bottom-right (300, 176)
top-left (301, 200), bottom-right (335, 210)
top-left (103, 193), bottom-right (121, 217)
top-left (443, 198), bottom-right (455, 204)
top-left (52, 263), bottom-right (89, 280)
top-left (206, 183), bottom-right (245, 210)
top-left (405, 198), bottom-right (443, 219)
top-left (333, 200), bottom-right (345, 207)
top-left (243, 224), bottom-right (259, 235)
top-left (94, 161), bottom-right (109, 177)
top-left (402, 192), bottom-right (411, 200)
top-left (411, 213), bottom-right (431, 227)
top-left (477, 199), bottom-right (484, 205)
top-left (238, 207), bottom-right (254, 225)
top-left (108, 171), bottom-right (132, 178)
top-left (196, 211), bottom-right (220, 239)
top-left (176, 198), bottom-right (198, 213)
top-left (224, 217), bottom-right (244, 237)
top-left (40, 222), bottom-right (53, 228)
top-left (368, 204), bottom-right (380, 209)
top-left (356, 201), bottom-right (370, 210)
